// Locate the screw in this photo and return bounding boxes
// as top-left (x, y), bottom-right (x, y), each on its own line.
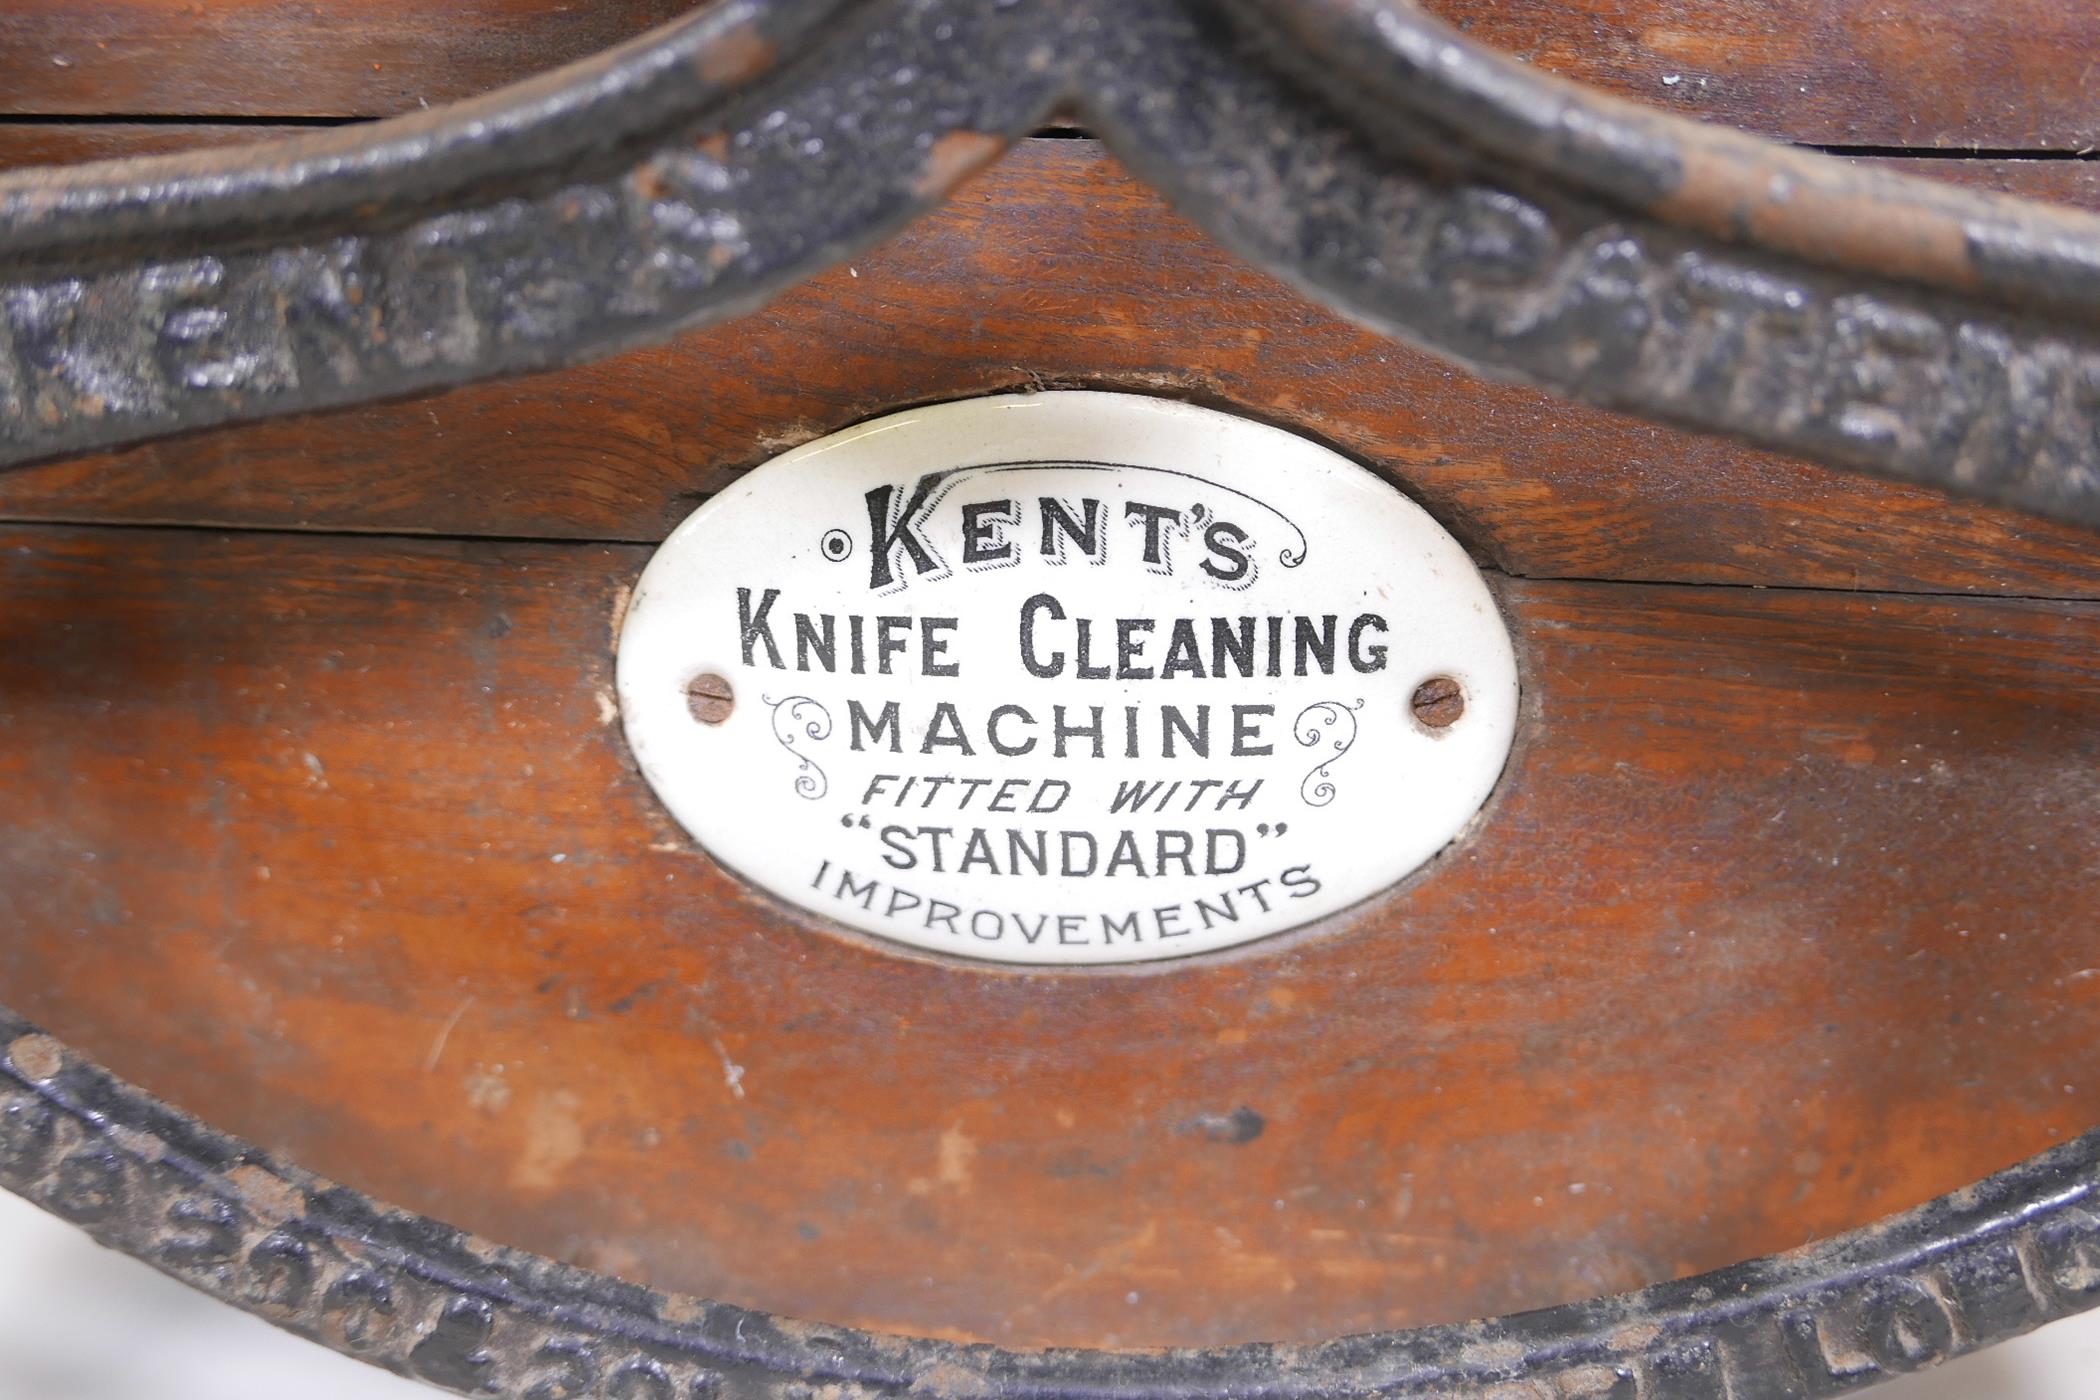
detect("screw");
top-left (686, 672), bottom-right (734, 725)
top-left (1411, 676), bottom-right (1464, 729)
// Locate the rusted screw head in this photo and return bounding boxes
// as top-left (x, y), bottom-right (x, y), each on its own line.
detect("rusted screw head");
top-left (1410, 676), bottom-right (1464, 729)
top-left (686, 672), bottom-right (735, 725)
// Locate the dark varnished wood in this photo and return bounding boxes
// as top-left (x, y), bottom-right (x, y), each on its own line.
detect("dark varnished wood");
top-left (0, 121), bottom-right (313, 169)
top-left (1423, 0), bottom-right (2100, 149)
top-left (0, 0), bottom-right (2093, 149)
top-left (2, 137), bottom-right (2100, 599)
top-left (0, 0), bottom-right (691, 118)
top-left (1, 524), bottom-right (2094, 1348)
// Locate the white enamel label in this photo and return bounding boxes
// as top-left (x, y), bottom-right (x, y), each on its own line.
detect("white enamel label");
top-left (618, 392), bottom-right (1517, 964)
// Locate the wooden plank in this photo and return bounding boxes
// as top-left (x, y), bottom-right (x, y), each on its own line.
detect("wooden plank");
top-left (1, 522), bottom-right (2095, 1347)
top-left (0, 121), bottom-right (314, 169)
top-left (1, 136), bottom-right (2097, 599)
top-left (1422, 0), bottom-right (2100, 149)
top-left (0, 0), bottom-right (688, 119)
top-left (0, 0), bottom-right (2091, 147)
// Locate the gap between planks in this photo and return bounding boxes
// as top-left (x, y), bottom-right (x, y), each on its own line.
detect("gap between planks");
top-left (1, 513), bottom-right (2096, 610)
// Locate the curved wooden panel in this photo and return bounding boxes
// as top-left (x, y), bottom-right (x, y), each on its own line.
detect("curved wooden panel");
top-left (1, 524), bottom-right (2094, 1348)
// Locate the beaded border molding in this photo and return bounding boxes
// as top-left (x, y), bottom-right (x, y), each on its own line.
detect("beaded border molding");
top-left (5, 1012), bottom-right (2100, 1397)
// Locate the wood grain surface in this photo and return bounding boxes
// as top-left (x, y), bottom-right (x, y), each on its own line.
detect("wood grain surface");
top-left (1425, 0), bottom-right (2100, 149)
top-left (0, 0), bottom-right (2093, 150)
top-left (0, 121), bottom-right (312, 169)
top-left (0, 0), bottom-right (690, 119)
top-left (2, 137), bottom-right (2098, 600)
top-left (2, 524), bottom-right (2095, 1347)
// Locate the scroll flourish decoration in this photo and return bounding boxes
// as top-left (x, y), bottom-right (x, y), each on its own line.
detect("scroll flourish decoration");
top-left (763, 694), bottom-right (832, 800)
top-left (1295, 699), bottom-right (1364, 807)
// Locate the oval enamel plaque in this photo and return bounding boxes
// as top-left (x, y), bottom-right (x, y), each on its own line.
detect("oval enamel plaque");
top-left (618, 393), bottom-right (1518, 964)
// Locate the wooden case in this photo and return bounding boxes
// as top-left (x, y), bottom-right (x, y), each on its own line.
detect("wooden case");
top-left (0, 0), bottom-right (2096, 1352)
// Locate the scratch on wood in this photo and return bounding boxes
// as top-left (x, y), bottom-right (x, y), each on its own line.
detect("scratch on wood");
top-left (711, 1035), bottom-right (746, 1100)
top-left (607, 581), bottom-right (634, 648)
top-left (424, 995), bottom-right (475, 1072)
